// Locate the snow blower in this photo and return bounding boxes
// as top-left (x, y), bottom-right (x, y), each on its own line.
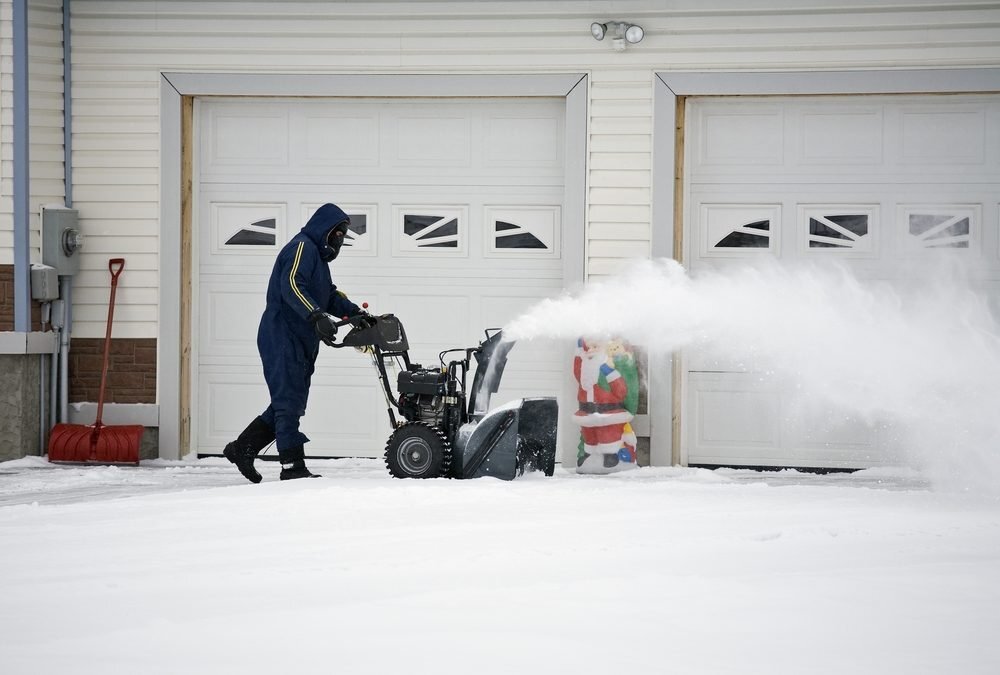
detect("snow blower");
top-left (48, 258), bottom-right (144, 464)
top-left (330, 313), bottom-right (557, 480)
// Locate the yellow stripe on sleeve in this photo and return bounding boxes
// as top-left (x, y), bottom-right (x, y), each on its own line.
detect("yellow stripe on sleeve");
top-left (289, 242), bottom-right (314, 312)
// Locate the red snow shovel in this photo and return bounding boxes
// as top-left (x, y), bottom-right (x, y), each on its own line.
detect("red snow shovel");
top-left (48, 258), bottom-right (144, 464)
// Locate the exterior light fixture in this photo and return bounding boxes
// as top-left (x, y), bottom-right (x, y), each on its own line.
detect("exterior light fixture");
top-left (590, 21), bottom-right (644, 51)
top-left (624, 24), bottom-right (644, 44)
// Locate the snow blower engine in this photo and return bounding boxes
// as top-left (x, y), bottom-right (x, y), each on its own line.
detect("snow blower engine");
top-left (330, 313), bottom-right (557, 480)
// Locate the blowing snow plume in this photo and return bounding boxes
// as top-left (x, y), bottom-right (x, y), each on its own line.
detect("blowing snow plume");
top-left (506, 258), bottom-right (1000, 496)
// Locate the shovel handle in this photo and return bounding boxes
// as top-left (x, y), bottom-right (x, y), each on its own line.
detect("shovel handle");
top-left (109, 258), bottom-right (125, 282)
top-left (95, 258), bottom-right (125, 430)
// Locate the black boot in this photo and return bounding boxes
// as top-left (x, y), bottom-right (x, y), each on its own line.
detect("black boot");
top-left (223, 416), bottom-right (274, 484)
top-left (278, 445), bottom-right (321, 480)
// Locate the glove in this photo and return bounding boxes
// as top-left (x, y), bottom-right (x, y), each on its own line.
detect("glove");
top-left (355, 312), bottom-right (377, 329)
top-left (308, 309), bottom-right (338, 346)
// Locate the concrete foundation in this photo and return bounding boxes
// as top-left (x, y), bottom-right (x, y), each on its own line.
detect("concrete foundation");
top-left (0, 354), bottom-right (43, 461)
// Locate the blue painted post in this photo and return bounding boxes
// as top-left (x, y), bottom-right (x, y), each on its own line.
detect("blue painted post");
top-left (63, 0), bottom-right (72, 208)
top-left (12, 0), bottom-right (30, 333)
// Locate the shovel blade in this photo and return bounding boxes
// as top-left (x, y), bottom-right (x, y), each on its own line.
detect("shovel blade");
top-left (48, 423), bottom-right (144, 464)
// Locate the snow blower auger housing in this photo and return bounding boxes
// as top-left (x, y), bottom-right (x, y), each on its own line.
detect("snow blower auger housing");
top-left (331, 313), bottom-right (557, 480)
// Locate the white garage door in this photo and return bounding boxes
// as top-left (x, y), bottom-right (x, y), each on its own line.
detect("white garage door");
top-left (194, 97), bottom-right (566, 457)
top-left (683, 93), bottom-right (1000, 469)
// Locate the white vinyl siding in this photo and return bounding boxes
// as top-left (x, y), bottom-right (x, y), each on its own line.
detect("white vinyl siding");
top-left (0, 0), bottom-right (64, 265)
top-left (45, 0), bottom-right (1000, 340)
top-left (588, 70), bottom-right (653, 281)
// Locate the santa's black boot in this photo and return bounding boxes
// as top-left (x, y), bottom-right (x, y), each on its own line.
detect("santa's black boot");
top-left (223, 416), bottom-right (274, 484)
top-left (279, 445), bottom-right (321, 480)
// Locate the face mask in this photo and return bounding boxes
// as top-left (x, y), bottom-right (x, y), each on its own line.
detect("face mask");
top-left (321, 222), bottom-right (349, 262)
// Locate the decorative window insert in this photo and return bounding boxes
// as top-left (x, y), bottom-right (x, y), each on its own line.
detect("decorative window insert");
top-left (798, 205), bottom-right (877, 255)
top-left (213, 202), bottom-right (285, 254)
top-left (898, 205), bottom-right (978, 252)
top-left (302, 203), bottom-right (377, 256)
top-left (393, 205), bottom-right (467, 256)
top-left (699, 204), bottom-right (780, 258)
top-left (484, 206), bottom-right (560, 258)
top-left (225, 218), bottom-right (276, 246)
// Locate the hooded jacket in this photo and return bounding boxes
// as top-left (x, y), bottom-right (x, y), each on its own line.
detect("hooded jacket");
top-left (257, 203), bottom-right (360, 359)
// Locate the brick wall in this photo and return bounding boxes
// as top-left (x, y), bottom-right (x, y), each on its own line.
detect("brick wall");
top-left (69, 338), bottom-right (157, 403)
top-left (0, 266), bottom-right (45, 331)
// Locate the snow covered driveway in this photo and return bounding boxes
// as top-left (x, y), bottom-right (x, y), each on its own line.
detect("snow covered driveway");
top-left (1, 457), bottom-right (998, 674)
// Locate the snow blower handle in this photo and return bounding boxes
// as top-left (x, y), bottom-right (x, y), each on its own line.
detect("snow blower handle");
top-left (333, 302), bottom-right (374, 329)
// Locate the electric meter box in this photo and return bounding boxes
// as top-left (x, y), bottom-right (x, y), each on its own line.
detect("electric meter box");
top-left (41, 206), bottom-right (83, 276)
top-left (30, 263), bottom-right (59, 301)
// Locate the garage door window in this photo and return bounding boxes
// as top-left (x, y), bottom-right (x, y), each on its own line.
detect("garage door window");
top-left (225, 218), bottom-right (277, 246)
top-left (801, 206), bottom-right (876, 253)
top-left (342, 214), bottom-right (367, 249)
top-left (715, 219), bottom-right (771, 248)
top-left (700, 204), bottom-right (780, 257)
top-left (395, 206), bottom-right (467, 255)
top-left (903, 207), bottom-right (975, 250)
top-left (485, 205), bottom-right (560, 257)
top-left (214, 202), bottom-right (285, 253)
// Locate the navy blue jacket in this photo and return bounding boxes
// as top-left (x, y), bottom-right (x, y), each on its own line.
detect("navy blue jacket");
top-left (257, 204), bottom-right (360, 360)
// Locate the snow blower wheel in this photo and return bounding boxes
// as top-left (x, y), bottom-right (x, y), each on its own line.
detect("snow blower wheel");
top-left (385, 422), bottom-right (451, 479)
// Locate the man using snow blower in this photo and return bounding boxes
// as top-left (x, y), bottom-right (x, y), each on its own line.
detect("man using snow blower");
top-left (224, 203), bottom-right (366, 482)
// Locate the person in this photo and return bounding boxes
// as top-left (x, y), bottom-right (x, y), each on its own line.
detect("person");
top-left (224, 202), bottom-right (363, 482)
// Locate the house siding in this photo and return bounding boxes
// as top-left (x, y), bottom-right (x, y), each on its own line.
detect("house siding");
top-left (3, 0), bottom-right (998, 334)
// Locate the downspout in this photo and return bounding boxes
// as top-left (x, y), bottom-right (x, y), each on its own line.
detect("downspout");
top-left (59, 0), bottom-right (74, 425)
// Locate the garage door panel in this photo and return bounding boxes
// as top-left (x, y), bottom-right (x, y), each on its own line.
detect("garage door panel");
top-left (484, 114), bottom-right (562, 168)
top-left (800, 107), bottom-right (884, 165)
top-left (691, 96), bottom-right (1000, 182)
top-left (783, 401), bottom-right (881, 454)
top-left (387, 295), bottom-right (474, 349)
top-left (200, 99), bottom-right (564, 183)
top-left (198, 371), bottom-right (388, 456)
top-left (687, 373), bottom-right (781, 453)
top-left (898, 105), bottom-right (986, 164)
top-left (697, 106), bottom-right (784, 167)
top-left (198, 373), bottom-right (274, 450)
top-left (686, 373), bottom-right (888, 468)
top-left (204, 110), bottom-right (289, 169)
top-left (199, 284), bottom-right (266, 359)
top-left (298, 381), bottom-right (389, 456)
top-left (393, 115), bottom-right (471, 166)
top-left (299, 113), bottom-right (381, 168)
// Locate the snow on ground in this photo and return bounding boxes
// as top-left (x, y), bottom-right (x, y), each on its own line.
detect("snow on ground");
top-left (1, 456), bottom-right (999, 674)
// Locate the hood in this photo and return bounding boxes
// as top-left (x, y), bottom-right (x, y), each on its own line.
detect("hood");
top-left (301, 203), bottom-right (350, 247)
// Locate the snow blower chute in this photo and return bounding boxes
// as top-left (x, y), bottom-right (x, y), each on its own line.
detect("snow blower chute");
top-left (330, 313), bottom-right (557, 480)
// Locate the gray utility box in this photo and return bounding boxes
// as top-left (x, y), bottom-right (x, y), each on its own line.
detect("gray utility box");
top-left (30, 264), bottom-right (59, 301)
top-left (41, 206), bottom-right (82, 276)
